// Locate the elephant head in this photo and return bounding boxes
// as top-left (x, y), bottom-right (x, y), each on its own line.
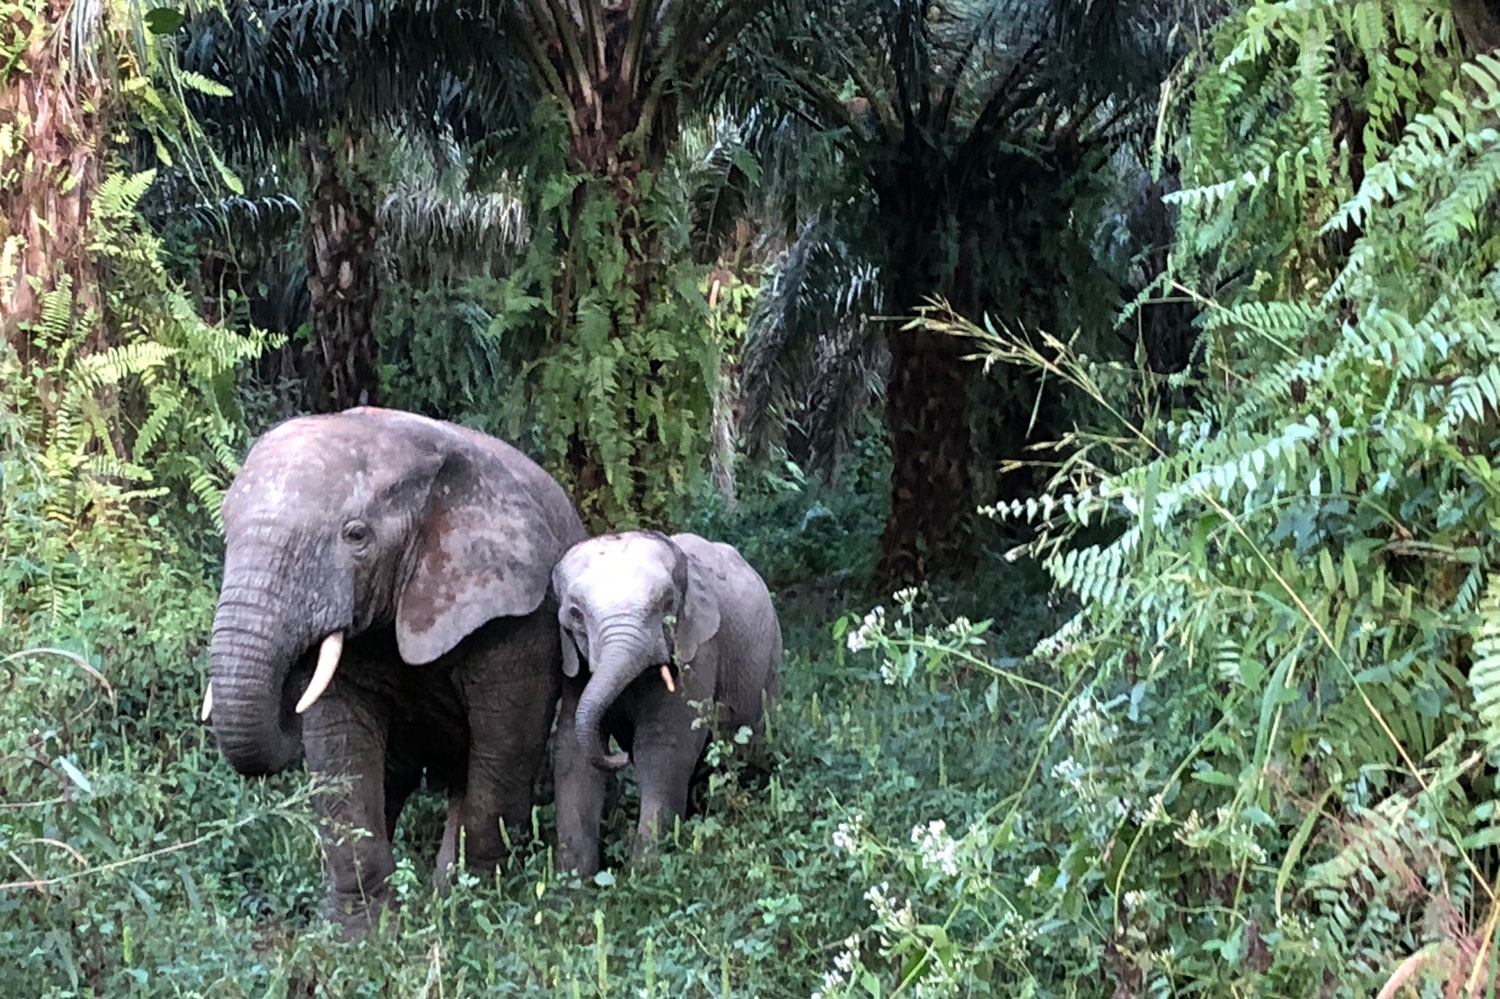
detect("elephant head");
top-left (552, 532), bottom-right (721, 772)
top-left (206, 408), bottom-right (564, 776)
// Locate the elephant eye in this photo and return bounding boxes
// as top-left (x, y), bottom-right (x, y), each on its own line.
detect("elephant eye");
top-left (341, 520), bottom-right (372, 545)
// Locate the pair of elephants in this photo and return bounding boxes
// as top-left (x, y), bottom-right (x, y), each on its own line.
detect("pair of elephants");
top-left (202, 407), bottom-right (782, 933)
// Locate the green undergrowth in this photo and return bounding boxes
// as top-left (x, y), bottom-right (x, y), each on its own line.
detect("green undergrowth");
top-left (0, 466), bottom-right (1056, 997)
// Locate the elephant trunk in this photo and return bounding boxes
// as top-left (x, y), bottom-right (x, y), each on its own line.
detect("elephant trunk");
top-left (574, 624), bottom-right (655, 773)
top-left (208, 540), bottom-right (346, 777)
top-left (209, 590), bottom-right (304, 776)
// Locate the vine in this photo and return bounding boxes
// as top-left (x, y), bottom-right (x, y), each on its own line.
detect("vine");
top-left (488, 106), bottom-right (721, 529)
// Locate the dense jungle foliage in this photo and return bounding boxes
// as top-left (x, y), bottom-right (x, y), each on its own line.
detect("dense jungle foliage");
top-left (6, 0), bottom-right (1500, 996)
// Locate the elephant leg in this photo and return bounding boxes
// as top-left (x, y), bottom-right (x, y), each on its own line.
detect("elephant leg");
top-left (554, 678), bottom-right (607, 877)
top-left (301, 689), bottom-right (395, 935)
top-left (440, 614), bottom-right (561, 883)
top-left (630, 702), bottom-right (710, 861)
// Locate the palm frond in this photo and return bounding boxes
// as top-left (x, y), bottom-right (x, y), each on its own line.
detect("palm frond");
top-left (178, 0), bottom-right (533, 159)
top-left (740, 220), bottom-right (884, 469)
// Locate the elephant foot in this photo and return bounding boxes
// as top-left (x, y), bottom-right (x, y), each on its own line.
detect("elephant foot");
top-left (326, 886), bottom-right (399, 941)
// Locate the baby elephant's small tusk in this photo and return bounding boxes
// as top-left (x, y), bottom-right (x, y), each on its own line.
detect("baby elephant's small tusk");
top-left (659, 664), bottom-right (676, 693)
top-left (200, 684), bottom-right (213, 722)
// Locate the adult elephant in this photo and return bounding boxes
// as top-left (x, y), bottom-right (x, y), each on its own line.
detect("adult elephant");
top-left (202, 407), bottom-right (584, 933)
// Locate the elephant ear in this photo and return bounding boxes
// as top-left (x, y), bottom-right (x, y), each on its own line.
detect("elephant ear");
top-left (397, 449), bottom-right (561, 665)
top-left (560, 631), bottom-right (584, 678)
top-left (553, 561), bottom-right (584, 679)
top-left (673, 544), bottom-right (723, 665)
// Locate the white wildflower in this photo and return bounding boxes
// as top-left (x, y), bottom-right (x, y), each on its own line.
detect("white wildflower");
top-left (1133, 792), bottom-right (1166, 826)
top-left (1049, 756), bottom-right (1084, 785)
top-left (831, 811), bottom-right (864, 855)
top-left (910, 819), bottom-right (960, 877)
top-left (845, 606), bottom-right (886, 654)
top-left (1024, 867), bottom-right (1040, 888)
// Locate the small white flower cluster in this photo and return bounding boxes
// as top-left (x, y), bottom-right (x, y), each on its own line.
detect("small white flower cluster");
top-left (811, 934), bottom-right (862, 999)
top-left (893, 587), bottom-right (919, 612)
top-left (879, 659), bottom-right (900, 685)
top-left (1050, 755), bottom-right (1085, 786)
top-left (846, 606), bottom-right (886, 653)
top-left (1173, 808), bottom-right (1204, 847)
top-left (864, 881), bottom-right (917, 936)
top-left (1067, 693), bottom-right (1109, 744)
top-left (944, 616), bottom-right (972, 635)
top-left (1172, 805), bottom-right (1268, 862)
top-left (1274, 910), bottom-right (1321, 953)
top-left (989, 906), bottom-right (1040, 962)
top-left (1133, 792), bottom-right (1167, 827)
top-left (1223, 814), bottom-right (1269, 864)
top-left (1024, 866), bottom-right (1041, 888)
top-left (910, 971), bottom-right (964, 999)
top-left (1148, 945), bottom-right (1178, 969)
top-left (831, 810), bottom-right (865, 855)
top-left (911, 819), bottom-right (960, 877)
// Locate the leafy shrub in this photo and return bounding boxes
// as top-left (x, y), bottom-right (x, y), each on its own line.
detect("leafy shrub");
top-left (684, 437), bottom-right (890, 596)
top-left (820, 2), bottom-right (1500, 996)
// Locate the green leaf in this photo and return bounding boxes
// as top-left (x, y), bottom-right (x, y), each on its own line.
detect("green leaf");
top-left (56, 756), bottom-right (93, 795)
top-left (1276, 785), bottom-right (1334, 919)
top-left (1318, 548), bottom-right (1337, 591)
top-left (143, 7), bottom-right (184, 34)
top-left (1140, 462), bottom-right (1160, 555)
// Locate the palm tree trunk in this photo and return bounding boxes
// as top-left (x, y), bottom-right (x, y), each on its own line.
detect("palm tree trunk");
top-left (0, 0), bottom-right (105, 360)
top-left (302, 131), bottom-right (380, 413)
top-left (877, 321), bottom-right (975, 587)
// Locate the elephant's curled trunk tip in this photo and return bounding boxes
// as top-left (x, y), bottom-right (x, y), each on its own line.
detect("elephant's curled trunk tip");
top-left (573, 644), bottom-right (648, 772)
top-left (594, 748), bottom-right (629, 772)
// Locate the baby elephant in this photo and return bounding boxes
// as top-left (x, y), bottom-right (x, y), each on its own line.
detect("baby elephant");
top-left (551, 530), bottom-right (781, 877)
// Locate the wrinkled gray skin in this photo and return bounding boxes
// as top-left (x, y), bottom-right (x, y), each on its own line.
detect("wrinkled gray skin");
top-left (551, 531), bottom-right (782, 877)
top-left (205, 407), bottom-right (584, 934)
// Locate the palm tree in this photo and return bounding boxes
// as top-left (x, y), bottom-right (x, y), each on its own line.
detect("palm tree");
top-left (744, 0), bottom-right (1184, 584)
top-left (2, 0), bottom-right (132, 356)
top-left (477, 0), bottom-right (791, 527)
top-left (178, 0), bottom-right (527, 412)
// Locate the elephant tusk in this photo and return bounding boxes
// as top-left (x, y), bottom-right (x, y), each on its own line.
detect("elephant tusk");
top-left (659, 664), bottom-right (676, 694)
top-left (200, 684), bottom-right (213, 722)
top-left (296, 631), bottom-right (345, 714)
